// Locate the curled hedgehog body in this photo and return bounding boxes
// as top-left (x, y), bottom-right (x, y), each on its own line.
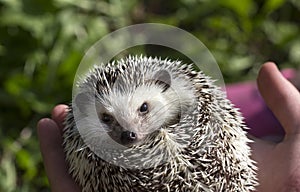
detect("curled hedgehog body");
top-left (63, 56), bottom-right (257, 191)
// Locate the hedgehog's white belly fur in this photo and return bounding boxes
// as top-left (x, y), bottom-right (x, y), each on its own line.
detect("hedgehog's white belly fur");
top-left (63, 56), bottom-right (257, 192)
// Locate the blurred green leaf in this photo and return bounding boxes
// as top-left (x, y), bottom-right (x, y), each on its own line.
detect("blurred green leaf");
top-left (0, 153), bottom-right (16, 192)
top-left (16, 149), bottom-right (37, 180)
top-left (219, 0), bottom-right (255, 18)
top-left (290, 0), bottom-right (300, 9)
top-left (4, 74), bottom-right (30, 96)
top-left (263, 0), bottom-right (286, 13)
top-left (289, 39), bottom-right (300, 63)
top-left (263, 21), bottom-right (299, 46)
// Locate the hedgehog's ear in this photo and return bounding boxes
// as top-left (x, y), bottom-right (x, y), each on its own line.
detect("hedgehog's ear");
top-left (74, 92), bottom-right (93, 114)
top-left (153, 70), bottom-right (171, 92)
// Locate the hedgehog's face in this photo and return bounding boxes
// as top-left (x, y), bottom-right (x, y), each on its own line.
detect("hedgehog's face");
top-left (96, 96), bottom-right (164, 146)
top-left (75, 69), bottom-right (195, 147)
top-left (94, 69), bottom-right (191, 147)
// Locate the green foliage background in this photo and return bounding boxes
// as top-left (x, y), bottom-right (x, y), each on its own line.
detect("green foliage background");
top-left (0, 0), bottom-right (299, 191)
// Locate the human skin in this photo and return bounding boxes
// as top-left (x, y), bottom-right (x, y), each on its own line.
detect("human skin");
top-left (250, 62), bottom-right (300, 191)
top-left (37, 62), bottom-right (300, 192)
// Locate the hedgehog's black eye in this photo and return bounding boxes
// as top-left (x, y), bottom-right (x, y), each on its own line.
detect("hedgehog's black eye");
top-left (139, 102), bottom-right (148, 114)
top-left (102, 113), bottom-right (113, 123)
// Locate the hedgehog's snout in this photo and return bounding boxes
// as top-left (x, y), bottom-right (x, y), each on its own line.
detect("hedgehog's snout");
top-left (120, 131), bottom-right (137, 145)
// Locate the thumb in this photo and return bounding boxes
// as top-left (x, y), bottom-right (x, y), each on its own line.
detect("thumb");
top-left (257, 62), bottom-right (300, 136)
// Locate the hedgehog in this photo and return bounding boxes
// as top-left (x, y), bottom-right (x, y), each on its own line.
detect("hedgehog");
top-left (63, 55), bottom-right (257, 192)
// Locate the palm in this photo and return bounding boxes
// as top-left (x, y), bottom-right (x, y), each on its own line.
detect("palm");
top-left (252, 134), bottom-right (300, 191)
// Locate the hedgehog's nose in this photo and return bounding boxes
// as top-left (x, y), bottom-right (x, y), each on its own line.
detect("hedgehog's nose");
top-left (121, 131), bottom-right (137, 144)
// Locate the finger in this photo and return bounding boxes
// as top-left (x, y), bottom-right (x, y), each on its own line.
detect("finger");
top-left (37, 118), bottom-right (80, 192)
top-left (51, 104), bottom-right (69, 134)
top-left (257, 62), bottom-right (300, 135)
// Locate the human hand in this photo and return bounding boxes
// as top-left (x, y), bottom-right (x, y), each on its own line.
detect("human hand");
top-left (251, 62), bottom-right (300, 191)
top-left (37, 105), bottom-right (80, 192)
